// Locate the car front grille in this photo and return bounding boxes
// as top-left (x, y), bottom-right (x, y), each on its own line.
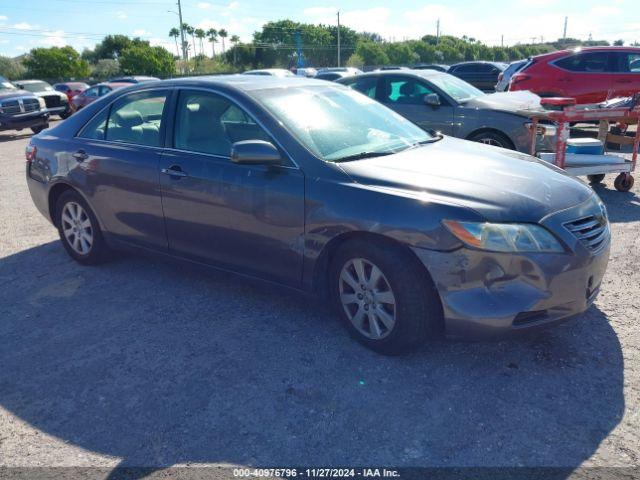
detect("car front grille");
top-left (43, 95), bottom-right (61, 108)
top-left (0, 99), bottom-right (21, 114)
top-left (0, 97), bottom-right (40, 114)
top-left (23, 98), bottom-right (40, 112)
top-left (564, 215), bottom-right (608, 252)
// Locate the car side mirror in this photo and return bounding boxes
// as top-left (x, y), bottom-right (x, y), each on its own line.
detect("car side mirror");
top-left (424, 93), bottom-right (441, 107)
top-left (231, 140), bottom-right (282, 165)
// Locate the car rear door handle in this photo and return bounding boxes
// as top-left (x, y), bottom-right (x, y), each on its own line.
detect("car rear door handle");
top-left (72, 150), bottom-right (88, 162)
top-left (161, 165), bottom-right (188, 178)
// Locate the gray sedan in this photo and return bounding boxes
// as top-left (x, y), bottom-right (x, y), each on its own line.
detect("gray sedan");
top-left (337, 70), bottom-right (555, 152)
top-left (26, 76), bottom-right (608, 354)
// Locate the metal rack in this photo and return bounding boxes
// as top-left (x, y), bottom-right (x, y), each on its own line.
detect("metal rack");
top-left (519, 96), bottom-right (638, 192)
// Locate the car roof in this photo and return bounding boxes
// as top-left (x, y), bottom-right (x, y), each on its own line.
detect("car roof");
top-left (340, 69), bottom-right (448, 80)
top-left (450, 61), bottom-right (506, 67)
top-left (15, 79), bottom-right (49, 84)
top-left (533, 45), bottom-right (640, 60)
top-left (104, 75), bottom-right (343, 93)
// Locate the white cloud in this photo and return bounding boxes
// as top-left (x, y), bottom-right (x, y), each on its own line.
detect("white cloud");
top-left (0, 15), bottom-right (8, 21)
top-left (133, 29), bottom-right (150, 36)
top-left (42, 30), bottom-right (67, 47)
top-left (197, 2), bottom-right (211, 8)
top-left (115, 11), bottom-right (127, 20)
top-left (12, 22), bottom-right (36, 30)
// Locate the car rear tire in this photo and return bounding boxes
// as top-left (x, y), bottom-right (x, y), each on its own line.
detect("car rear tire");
top-left (329, 239), bottom-right (441, 355)
top-left (468, 131), bottom-right (515, 150)
top-left (55, 190), bottom-right (110, 265)
top-left (31, 124), bottom-right (48, 134)
top-left (59, 110), bottom-right (71, 120)
top-left (588, 174), bottom-right (606, 184)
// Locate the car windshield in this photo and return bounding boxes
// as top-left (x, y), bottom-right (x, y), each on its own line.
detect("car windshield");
top-left (0, 76), bottom-right (16, 91)
top-left (255, 86), bottom-right (435, 162)
top-left (429, 74), bottom-right (484, 103)
top-left (20, 81), bottom-right (53, 92)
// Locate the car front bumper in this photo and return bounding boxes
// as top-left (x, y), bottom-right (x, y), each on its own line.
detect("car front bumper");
top-left (0, 110), bottom-right (49, 131)
top-left (411, 199), bottom-right (610, 338)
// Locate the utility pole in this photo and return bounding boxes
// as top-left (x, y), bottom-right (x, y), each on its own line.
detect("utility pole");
top-left (436, 18), bottom-right (440, 43)
top-left (563, 16), bottom-right (568, 39)
top-left (177, 0), bottom-right (187, 63)
top-left (337, 11), bottom-right (341, 67)
top-left (501, 34), bottom-right (504, 47)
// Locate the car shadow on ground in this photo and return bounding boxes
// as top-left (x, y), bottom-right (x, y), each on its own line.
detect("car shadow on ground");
top-left (0, 131), bottom-right (34, 143)
top-left (592, 181), bottom-right (640, 223)
top-left (0, 238), bottom-right (624, 476)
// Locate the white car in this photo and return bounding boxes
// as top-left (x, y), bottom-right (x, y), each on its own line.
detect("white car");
top-left (13, 80), bottom-right (71, 119)
top-left (242, 69), bottom-right (295, 78)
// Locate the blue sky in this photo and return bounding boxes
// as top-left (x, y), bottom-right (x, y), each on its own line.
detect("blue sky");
top-left (0, 0), bottom-right (637, 57)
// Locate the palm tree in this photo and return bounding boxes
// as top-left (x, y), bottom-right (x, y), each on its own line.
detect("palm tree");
top-left (195, 28), bottom-right (206, 56)
top-left (230, 34), bottom-right (240, 65)
top-left (207, 28), bottom-right (218, 57)
top-left (185, 24), bottom-right (196, 58)
top-left (168, 27), bottom-right (180, 57)
top-left (181, 22), bottom-right (190, 58)
top-left (218, 29), bottom-right (228, 53)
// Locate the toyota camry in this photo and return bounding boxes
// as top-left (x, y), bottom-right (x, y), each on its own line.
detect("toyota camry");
top-left (25, 76), bottom-right (610, 354)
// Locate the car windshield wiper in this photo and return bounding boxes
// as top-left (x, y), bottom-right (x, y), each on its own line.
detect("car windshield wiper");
top-left (403, 134), bottom-right (444, 151)
top-left (332, 151), bottom-right (395, 163)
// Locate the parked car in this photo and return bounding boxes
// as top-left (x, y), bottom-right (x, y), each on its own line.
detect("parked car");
top-left (315, 71), bottom-right (352, 81)
top-left (317, 67), bottom-right (363, 76)
top-left (374, 66), bottom-right (410, 71)
top-left (295, 67), bottom-right (317, 77)
top-left (495, 60), bottom-right (528, 92)
top-left (53, 82), bottom-right (90, 102)
top-left (107, 76), bottom-right (160, 84)
top-left (242, 69), bottom-right (295, 77)
top-left (508, 47), bottom-right (640, 104)
top-left (449, 61), bottom-right (508, 92)
top-left (25, 76), bottom-right (609, 354)
top-left (13, 80), bottom-right (71, 119)
top-left (70, 82), bottom-right (129, 112)
top-left (0, 76), bottom-right (49, 133)
top-left (337, 70), bottom-right (555, 152)
top-left (412, 64), bottom-right (449, 72)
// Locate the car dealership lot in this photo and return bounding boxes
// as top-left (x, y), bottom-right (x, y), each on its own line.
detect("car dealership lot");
top-left (0, 127), bottom-right (639, 471)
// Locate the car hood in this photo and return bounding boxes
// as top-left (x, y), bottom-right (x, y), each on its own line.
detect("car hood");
top-left (30, 90), bottom-right (65, 98)
top-left (0, 89), bottom-right (34, 100)
top-left (337, 136), bottom-right (594, 223)
top-left (464, 91), bottom-right (541, 115)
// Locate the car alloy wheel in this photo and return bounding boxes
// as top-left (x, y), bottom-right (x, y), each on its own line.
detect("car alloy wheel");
top-left (338, 258), bottom-right (397, 340)
top-left (61, 201), bottom-right (93, 255)
top-left (477, 137), bottom-right (504, 147)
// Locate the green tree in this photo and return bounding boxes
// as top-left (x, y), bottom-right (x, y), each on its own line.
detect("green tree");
top-left (185, 25), bottom-right (196, 58)
top-left (91, 58), bottom-right (120, 79)
top-left (384, 42), bottom-right (417, 64)
top-left (0, 56), bottom-right (26, 80)
top-left (194, 28), bottom-right (206, 56)
top-left (230, 34), bottom-right (240, 64)
top-left (23, 46), bottom-right (90, 80)
top-left (169, 27), bottom-right (180, 57)
top-left (355, 41), bottom-right (389, 66)
top-left (119, 44), bottom-right (175, 77)
top-left (207, 28), bottom-right (218, 57)
top-left (346, 53), bottom-right (364, 68)
top-left (218, 29), bottom-right (228, 53)
top-left (91, 35), bottom-right (145, 60)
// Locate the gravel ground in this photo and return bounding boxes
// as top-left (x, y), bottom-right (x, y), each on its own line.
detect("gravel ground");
top-left (0, 123), bottom-right (638, 476)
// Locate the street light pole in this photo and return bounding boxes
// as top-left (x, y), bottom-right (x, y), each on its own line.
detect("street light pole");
top-left (177, 0), bottom-right (187, 63)
top-left (337, 11), bottom-right (341, 67)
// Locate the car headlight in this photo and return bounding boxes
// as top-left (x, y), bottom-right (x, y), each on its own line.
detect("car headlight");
top-left (60, 94), bottom-right (68, 103)
top-left (37, 97), bottom-right (46, 109)
top-left (443, 220), bottom-right (564, 253)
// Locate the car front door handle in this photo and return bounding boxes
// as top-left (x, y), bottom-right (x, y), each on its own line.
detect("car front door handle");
top-left (161, 165), bottom-right (188, 178)
top-left (72, 150), bottom-right (88, 162)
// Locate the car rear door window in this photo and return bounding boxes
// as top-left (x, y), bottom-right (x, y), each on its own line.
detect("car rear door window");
top-left (556, 52), bottom-right (611, 72)
top-left (342, 76), bottom-right (378, 98)
top-left (381, 77), bottom-right (434, 105)
top-left (78, 107), bottom-right (109, 140)
top-left (174, 90), bottom-right (271, 157)
top-left (105, 90), bottom-right (168, 147)
top-left (84, 87), bottom-right (99, 98)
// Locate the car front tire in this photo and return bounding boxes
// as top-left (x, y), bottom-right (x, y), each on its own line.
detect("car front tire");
top-left (468, 131), bottom-right (515, 150)
top-left (55, 190), bottom-right (110, 265)
top-left (330, 239), bottom-right (441, 355)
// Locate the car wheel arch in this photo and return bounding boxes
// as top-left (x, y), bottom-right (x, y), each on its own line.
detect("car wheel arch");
top-left (48, 183), bottom-right (104, 230)
top-left (466, 128), bottom-right (516, 149)
top-left (311, 230), bottom-right (436, 296)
